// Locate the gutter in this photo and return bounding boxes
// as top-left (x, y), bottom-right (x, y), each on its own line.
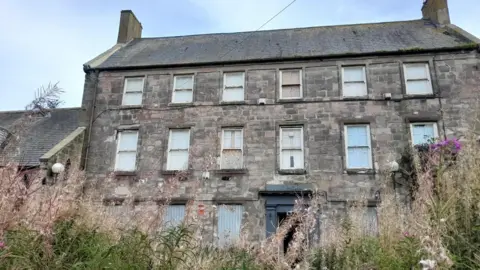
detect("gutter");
top-left (81, 67), bottom-right (100, 170)
top-left (84, 45), bottom-right (479, 72)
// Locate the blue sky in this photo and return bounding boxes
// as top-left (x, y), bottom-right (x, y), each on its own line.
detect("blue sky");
top-left (0, 0), bottom-right (478, 111)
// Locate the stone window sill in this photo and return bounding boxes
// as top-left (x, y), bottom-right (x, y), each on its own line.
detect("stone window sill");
top-left (168, 102), bottom-right (194, 107)
top-left (220, 101), bottom-right (246, 105)
top-left (278, 169), bottom-right (306, 175)
top-left (403, 93), bottom-right (435, 99)
top-left (114, 171), bottom-right (137, 176)
top-left (277, 98), bottom-right (304, 103)
top-left (214, 169), bottom-right (248, 175)
top-left (103, 196), bottom-right (126, 205)
top-left (160, 170), bottom-right (191, 175)
top-left (344, 169), bottom-right (375, 175)
top-left (118, 105), bottom-right (143, 110)
top-left (342, 96), bottom-right (369, 101)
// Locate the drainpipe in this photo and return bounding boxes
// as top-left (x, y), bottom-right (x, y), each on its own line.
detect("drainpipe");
top-left (433, 56), bottom-right (448, 140)
top-left (82, 68), bottom-right (100, 170)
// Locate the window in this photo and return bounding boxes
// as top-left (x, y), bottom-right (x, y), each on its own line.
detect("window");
top-left (223, 72), bottom-right (244, 101)
top-left (410, 123), bottom-right (438, 145)
top-left (173, 75), bottom-right (194, 103)
top-left (280, 127), bottom-right (304, 169)
top-left (163, 205), bottom-right (185, 228)
top-left (280, 70), bottom-right (302, 99)
top-left (344, 125), bottom-right (372, 169)
top-left (115, 130), bottom-right (139, 171)
top-left (167, 129), bottom-right (190, 170)
top-left (404, 63), bottom-right (433, 95)
top-left (217, 205), bottom-right (243, 247)
top-left (342, 66), bottom-right (367, 96)
top-left (221, 129), bottom-right (243, 169)
top-left (122, 77), bottom-right (144, 106)
top-left (363, 207), bottom-right (378, 236)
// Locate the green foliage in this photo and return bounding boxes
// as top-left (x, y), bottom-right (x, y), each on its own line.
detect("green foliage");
top-left (309, 236), bottom-right (426, 270)
top-left (0, 221), bottom-right (266, 270)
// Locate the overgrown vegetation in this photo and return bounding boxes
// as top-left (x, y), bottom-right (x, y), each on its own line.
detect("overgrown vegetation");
top-left (1, 87), bottom-right (480, 269)
top-left (0, 134), bottom-right (478, 269)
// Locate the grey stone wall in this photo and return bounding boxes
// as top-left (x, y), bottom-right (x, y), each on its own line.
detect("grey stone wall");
top-left (82, 50), bottom-right (480, 242)
top-left (40, 127), bottom-right (86, 184)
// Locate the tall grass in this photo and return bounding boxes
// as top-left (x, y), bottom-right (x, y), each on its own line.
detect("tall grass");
top-left (1, 133), bottom-right (480, 269)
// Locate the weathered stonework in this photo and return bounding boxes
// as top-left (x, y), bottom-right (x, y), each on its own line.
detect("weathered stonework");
top-left (40, 127), bottom-right (86, 184)
top-left (82, 51), bottom-right (480, 242)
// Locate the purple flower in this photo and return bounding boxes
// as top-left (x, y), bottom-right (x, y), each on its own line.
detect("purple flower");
top-left (429, 138), bottom-right (461, 153)
top-left (403, 231), bottom-right (410, 237)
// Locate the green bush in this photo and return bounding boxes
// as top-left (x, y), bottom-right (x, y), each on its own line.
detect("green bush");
top-left (309, 235), bottom-right (426, 270)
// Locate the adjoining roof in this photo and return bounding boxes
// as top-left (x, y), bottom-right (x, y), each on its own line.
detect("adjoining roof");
top-left (0, 108), bottom-right (82, 167)
top-left (91, 20), bottom-right (478, 70)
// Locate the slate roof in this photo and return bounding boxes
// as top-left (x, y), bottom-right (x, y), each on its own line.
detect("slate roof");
top-left (0, 108), bottom-right (81, 167)
top-left (92, 19), bottom-right (477, 69)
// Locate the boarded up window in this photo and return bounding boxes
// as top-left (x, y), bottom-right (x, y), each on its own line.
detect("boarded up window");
top-left (163, 205), bottom-right (186, 228)
top-left (363, 207), bottom-right (378, 236)
top-left (217, 205), bottom-right (243, 247)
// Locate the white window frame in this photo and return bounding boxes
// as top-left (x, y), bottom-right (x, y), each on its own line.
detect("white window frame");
top-left (344, 124), bottom-right (372, 169)
top-left (410, 122), bottom-right (438, 146)
top-left (122, 77), bottom-right (145, 106)
top-left (279, 127), bottom-right (304, 170)
top-left (220, 128), bottom-right (244, 169)
top-left (222, 72), bottom-right (245, 102)
top-left (403, 63), bottom-right (433, 95)
top-left (166, 129), bottom-right (191, 170)
top-left (114, 130), bottom-right (139, 171)
top-left (172, 75), bottom-right (194, 103)
top-left (342, 66), bottom-right (367, 97)
top-left (279, 69), bottom-right (303, 99)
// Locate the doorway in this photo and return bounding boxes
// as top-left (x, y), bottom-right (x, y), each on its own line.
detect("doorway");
top-left (277, 212), bottom-right (299, 254)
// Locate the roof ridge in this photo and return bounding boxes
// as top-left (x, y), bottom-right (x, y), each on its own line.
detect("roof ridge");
top-left (137, 19), bottom-right (426, 41)
top-left (0, 107), bottom-right (82, 114)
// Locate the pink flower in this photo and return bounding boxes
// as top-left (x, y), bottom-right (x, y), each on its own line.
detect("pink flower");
top-left (0, 241), bottom-right (5, 249)
top-left (403, 231), bottom-right (411, 237)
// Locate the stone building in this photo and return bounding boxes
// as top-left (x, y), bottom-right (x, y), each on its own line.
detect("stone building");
top-left (9, 0), bottom-right (476, 246)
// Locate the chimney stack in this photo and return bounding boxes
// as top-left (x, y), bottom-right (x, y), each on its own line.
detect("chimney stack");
top-left (117, 10), bottom-right (142, 44)
top-left (422, 0), bottom-right (451, 25)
